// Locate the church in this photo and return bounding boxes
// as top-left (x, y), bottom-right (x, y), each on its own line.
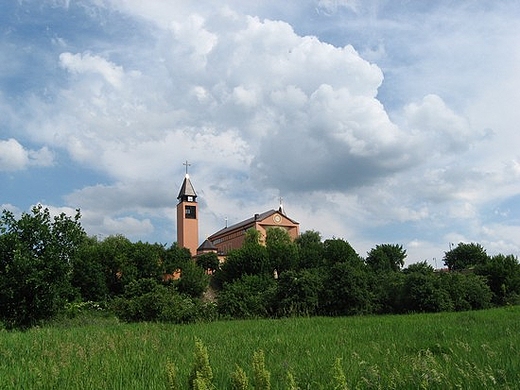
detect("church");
top-left (176, 164), bottom-right (300, 257)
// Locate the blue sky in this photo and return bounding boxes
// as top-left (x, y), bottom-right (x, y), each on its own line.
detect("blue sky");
top-left (1, 0), bottom-right (520, 266)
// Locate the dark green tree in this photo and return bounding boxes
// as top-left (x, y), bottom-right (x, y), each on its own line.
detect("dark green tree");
top-left (217, 275), bottom-right (276, 319)
top-left (295, 230), bottom-right (324, 269)
top-left (323, 238), bottom-right (363, 267)
top-left (439, 272), bottom-right (492, 311)
top-left (163, 243), bottom-right (192, 274)
top-left (266, 227), bottom-right (298, 273)
top-left (401, 272), bottom-right (453, 313)
top-left (319, 262), bottom-right (374, 316)
top-left (475, 254), bottom-right (520, 305)
top-left (275, 269), bottom-right (323, 317)
top-left (0, 205), bottom-right (86, 328)
top-left (96, 235), bottom-right (134, 296)
top-left (175, 259), bottom-right (209, 298)
top-left (443, 242), bottom-right (489, 271)
top-left (71, 236), bottom-right (109, 302)
top-left (215, 229), bottom-right (269, 285)
top-left (196, 252), bottom-right (220, 273)
top-left (404, 261), bottom-right (434, 274)
top-left (366, 244), bottom-right (406, 273)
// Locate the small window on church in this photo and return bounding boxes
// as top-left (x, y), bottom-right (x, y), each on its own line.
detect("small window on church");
top-left (187, 196), bottom-right (193, 202)
top-left (185, 205), bottom-right (196, 219)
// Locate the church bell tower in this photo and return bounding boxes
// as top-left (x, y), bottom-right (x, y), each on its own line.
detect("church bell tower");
top-left (176, 161), bottom-right (198, 257)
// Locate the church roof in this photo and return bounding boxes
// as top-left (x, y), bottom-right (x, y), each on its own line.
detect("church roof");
top-left (177, 174), bottom-right (197, 200)
top-left (197, 238), bottom-right (217, 252)
top-left (208, 209), bottom-right (299, 239)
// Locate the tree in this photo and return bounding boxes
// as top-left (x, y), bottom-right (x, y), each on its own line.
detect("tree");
top-left (443, 242), bottom-right (489, 271)
top-left (295, 230), bottom-right (324, 269)
top-left (96, 235), bottom-right (135, 296)
top-left (475, 254), bottom-right (520, 305)
top-left (0, 205), bottom-right (86, 328)
top-left (323, 238), bottom-right (363, 267)
top-left (196, 252), bottom-right (220, 273)
top-left (217, 275), bottom-right (276, 319)
top-left (366, 244), bottom-right (406, 273)
top-left (275, 269), bottom-right (323, 317)
top-left (215, 229), bottom-right (269, 285)
top-left (176, 259), bottom-right (209, 298)
top-left (404, 261), bottom-right (434, 275)
top-left (401, 272), bottom-right (453, 313)
top-left (71, 236), bottom-right (109, 302)
top-left (266, 227), bottom-right (298, 273)
top-left (319, 262), bottom-right (374, 316)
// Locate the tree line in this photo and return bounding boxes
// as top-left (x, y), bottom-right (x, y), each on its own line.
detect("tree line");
top-left (1, 206), bottom-right (519, 329)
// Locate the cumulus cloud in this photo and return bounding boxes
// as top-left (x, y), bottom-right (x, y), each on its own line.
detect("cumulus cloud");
top-left (2, 0), bottom-right (520, 263)
top-left (0, 139), bottom-right (54, 171)
top-left (403, 94), bottom-right (478, 153)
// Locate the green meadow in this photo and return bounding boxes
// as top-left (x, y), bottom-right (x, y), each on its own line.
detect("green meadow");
top-left (1, 306), bottom-right (519, 389)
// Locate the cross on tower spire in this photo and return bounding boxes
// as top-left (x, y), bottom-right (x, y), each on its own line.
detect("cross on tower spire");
top-left (183, 160), bottom-right (191, 175)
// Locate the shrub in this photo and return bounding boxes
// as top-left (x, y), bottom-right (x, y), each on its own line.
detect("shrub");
top-left (217, 275), bottom-right (276, 319)
top-left (112, 278), bottom-right (215, 324)
top-left (319, 262), bottom-right (374, 316)
top-left (275, 269), bottom-right (323, 317)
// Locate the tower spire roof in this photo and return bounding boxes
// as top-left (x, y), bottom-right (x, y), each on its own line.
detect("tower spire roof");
top-left (177, 161), bottom-right (197, 201)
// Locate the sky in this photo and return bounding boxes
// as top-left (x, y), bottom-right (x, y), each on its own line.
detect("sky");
top-left (1, 0), bottom-right (520, 267)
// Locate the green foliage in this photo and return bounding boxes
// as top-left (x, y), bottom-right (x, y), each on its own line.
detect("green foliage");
top-left (252, 350), bottom-right (271, 390)
top-left (404, 261), bottom-right (434, 274)
top-left (164, 243), bottom-right (193, 274)
top-left (275, 269), bottom-right (323, 317)
top-left (230, 365), bottom-right (249, 390)
top-left (439, 272), bottom-right (492, 311)
top-left (176, 259), bottom-right (210, 298)
top-left (323, 238), bottom-right (362, 266)
top-left (401, 272), bottom-right (454, 313)
top-left (319, 262), bottom-right (374, 316)
top-left (1, 307), bottom-right (520, 388)
top-left (189, 338), bottom-right (214, 390)
top-left (217, 275), bottom-right (276, 319)
top-left (295, 230), bottom-right (324, 269)
top-left (475, 254), bottom-right (520, 305)
top-left (266, 227), bottom-right (298, 273)
top-left (0, 205), bottom-right (86, 328)
top-left (196, 252), bottom-right (220, 273)
top-left (71, 236), bottom-right (109, 301)
top-left (215, 233), bottom-right (269, 285)
top-left (366, 243), bottom-right (406, 272)
top-left (370, 271), bottom-right (405, 314)
top-left (166, 360), bottom-right (180, 390)
top-left (112, 278), bottom-right (215, 324)
top-left (95, 234), bottom-right (135, 296)
top-left (331, 358), bottom-right (348, 390)
top-left (443, 242), bottom-right (489, 271)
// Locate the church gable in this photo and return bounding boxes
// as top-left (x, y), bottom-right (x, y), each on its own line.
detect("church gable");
top-left (207, 209), bottom-right (299, 256)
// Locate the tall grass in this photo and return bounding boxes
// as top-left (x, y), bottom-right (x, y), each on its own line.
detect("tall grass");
top-left (0, 306), bottom-right (519, 389)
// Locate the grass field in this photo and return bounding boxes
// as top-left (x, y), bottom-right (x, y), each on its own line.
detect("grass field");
top-left (0, 306), bottom-right (519, 389)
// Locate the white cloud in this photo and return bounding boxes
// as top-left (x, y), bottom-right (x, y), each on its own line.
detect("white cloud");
top-left (59, 52), bottom-right (124, 88)
top-left (2, 0), bottom-right (520, 261)
top-left (0, 139), bottom-right (54, 171)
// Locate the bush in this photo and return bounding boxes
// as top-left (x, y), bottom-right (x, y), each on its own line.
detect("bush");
top-left (401, 273), bottom-right (453, 313)
top-left (319, 262), bottom-right (374, 316)
top-left (275, 269), bottom-right (323, 317)
top-left (112, 278), bottom-right (215, 324)
top-left (217, 275), bottom-right (276, 319)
